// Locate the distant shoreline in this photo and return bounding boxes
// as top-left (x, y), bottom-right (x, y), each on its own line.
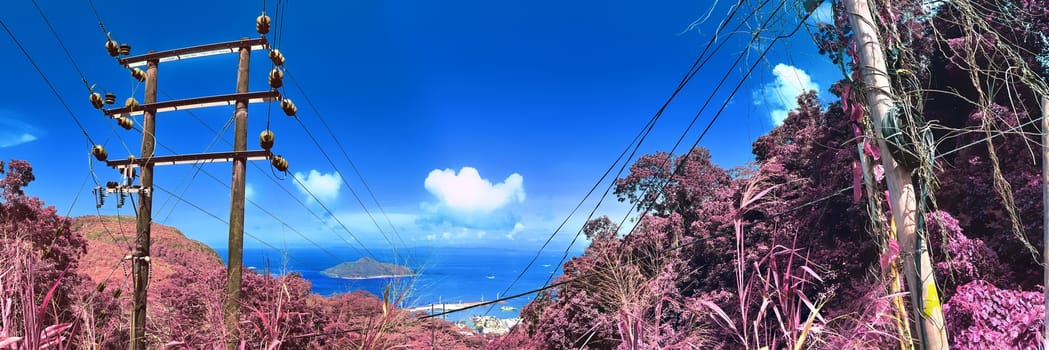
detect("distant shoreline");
top-left (321, 273), bottom-right (415, 280)
top-left (406, 301), bottom-right (486, 313)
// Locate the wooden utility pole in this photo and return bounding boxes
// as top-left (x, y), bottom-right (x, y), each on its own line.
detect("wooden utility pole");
top-left (130, 58), bottom-right (158, 350)
top-left (224, 42), bottom-right (251, 349)
top-left (842, 0), bottom-right (948, 348)
top-left (95, 37), bottom-right (284, 348)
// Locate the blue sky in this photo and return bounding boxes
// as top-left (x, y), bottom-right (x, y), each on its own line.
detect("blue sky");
top-left (0, 0), bottom-right (840, 254)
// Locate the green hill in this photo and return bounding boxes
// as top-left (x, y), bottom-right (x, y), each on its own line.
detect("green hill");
top-left (321, 257), bottom-right (413, 279)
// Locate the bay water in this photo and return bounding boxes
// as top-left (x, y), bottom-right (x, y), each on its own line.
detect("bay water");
top-left (216, 246), bottom-right (576, 321)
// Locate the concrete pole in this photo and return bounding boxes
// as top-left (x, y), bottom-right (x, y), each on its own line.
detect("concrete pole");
top-left (224, 40), bottom-right (250, 350)
top-left (842, 0), bottom-right (948, 348)
top-left (1042, 94), bottom-right (1048, 350)
top-left (130, 58), bottom-right (158, 350)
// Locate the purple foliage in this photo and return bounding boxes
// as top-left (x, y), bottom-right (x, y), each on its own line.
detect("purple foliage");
top-left (0, 160), bottom-right (121, 347)
top-left (943, 280), bottom-right (1044, 349)
top-left (925, 211), bottom-right (1009, 293)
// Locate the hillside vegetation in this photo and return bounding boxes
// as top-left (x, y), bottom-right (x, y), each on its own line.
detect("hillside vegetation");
top-left (0, 162), bottom-right (486, 348)
top-left (495, 0), bottom-right (1049, 348)
top-left (2, 0), bottom-right (1048, 349)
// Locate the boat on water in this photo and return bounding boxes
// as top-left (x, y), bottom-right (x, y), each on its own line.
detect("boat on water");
top-left (541, 264), bottom-right (552, 267)
top-left (500, 306), bottom-right (517, 312)
top-left (486, 273), bottom-right (495, 279)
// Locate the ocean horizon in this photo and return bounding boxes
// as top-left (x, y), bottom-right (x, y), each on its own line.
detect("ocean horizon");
top-left (214, 246), bottom-right (579, 321)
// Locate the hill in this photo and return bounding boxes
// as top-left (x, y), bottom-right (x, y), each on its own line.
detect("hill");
top-left (68, 215), bottom-right (483, 348)
top-left (321, 256), bottom-right (414, 279)
top-left (72, 215), bottom-right (224, 293)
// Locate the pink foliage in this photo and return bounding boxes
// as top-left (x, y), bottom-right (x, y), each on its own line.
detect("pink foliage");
top-left (0, 160), bottom-right (122, 347)
top-left (943, 281), bottom-right (1044, 349)
top-left (936, 104), bottom-right (1043, 288)
top-left (925, 211), bottom-right (1009, 292)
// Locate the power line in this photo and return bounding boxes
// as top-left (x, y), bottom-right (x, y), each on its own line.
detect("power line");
top-left (287, 116), bottom-right (398, 254)
top-left (597, 0), bottom-right (791, 275)
top-left (107, 108), bottom-right (377, 262)
top-left (85, 0), bottom-right (112, 39)
top-left (0, 18), bottom-right (97, 146)
top-left (289, 172), bottom-right (378, 260)
top-left (489, 0), bottom-right (768, 313)
top-left (29, 0), bottom-right (91, 91)
top-left (190, 160), bottom-right (347, 263)
top-left (146, 132), bottom-right (374, 262)
top-left (73, 162), bottom-right (137, 252)
top-left (155, 109), bottom-right (236, 221)
top-left (253, 5), bottom-right (394, 261)
top-left (558, 0), bottom-right (813, 294)
top-left (489, 0), bottom-right (835, 319)
top-left (420, 173), bottom-right (853, 321)
top-left (1, 7), bottom-right (140, 261)
top-left (151, 184), bottom-right (314, 268)
top-left (124, 127), bottom-right (353, 263)
top-left (284, 71), bottom-right (411, 260)
top-left (605, 0), bottom-right (794, 240)
top-left (129, 91), bottom-right (365, 264)
top-left (430, 55), bottom-right (1049, 324)
top-left (491, 0), bottom-right (780, 316)
top-left (418, 177), bottom-right (850, 321)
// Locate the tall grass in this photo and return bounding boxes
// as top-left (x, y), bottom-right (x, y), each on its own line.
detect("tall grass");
top-left (694, 174), bottom-right (829, 349)
top-left (0, 238), bottom-right (73, 349)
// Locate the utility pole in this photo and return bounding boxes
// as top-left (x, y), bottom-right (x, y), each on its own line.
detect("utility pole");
top-left (842, 0), bottom-right (948, 348)
top-left (224, 41), bottom-right (251, 348)
top-left (93, 34), bottom-right (288, 348)
top-left (1042, 94), bottom-right (1048, 350)
top-left (129, 58), bottom-right (158, 350)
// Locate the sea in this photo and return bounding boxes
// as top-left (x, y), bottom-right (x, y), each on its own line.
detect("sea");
top-left (214, 246), bottom-right (577, 322)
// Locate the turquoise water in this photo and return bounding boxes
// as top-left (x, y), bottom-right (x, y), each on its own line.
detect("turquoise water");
top-left (216, 246), bottom-right (575, 321)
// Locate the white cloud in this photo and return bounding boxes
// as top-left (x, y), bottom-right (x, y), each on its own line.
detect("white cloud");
top-left (0, 114), bottom-right (39, 148)
top-left (419, 167), bottom-right (525, 230)
top-left (424, 167), bottom-right (525, 214)
top-left (506, 222), bottom-right (525, 240)
top-left (755, 63), bottom-right (819, 126)
top-left (0, 133), bottom-right (37, 148)
top-left (293, 170), bottom-right (342, 205)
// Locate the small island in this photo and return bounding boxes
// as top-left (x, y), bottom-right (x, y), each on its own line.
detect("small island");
top-left (321, 257), bottom-right (414, 279)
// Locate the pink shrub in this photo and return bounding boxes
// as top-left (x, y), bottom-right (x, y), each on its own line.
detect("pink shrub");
top-left (943, 280), bottom-right (1043, 349)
